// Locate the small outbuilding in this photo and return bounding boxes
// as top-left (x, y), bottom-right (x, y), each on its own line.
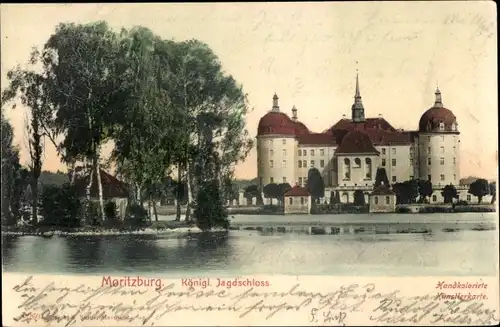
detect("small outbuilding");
top-left (283, 185), bottom-right (311, 214)
top-left (369, 184), bottom-right (396, 213)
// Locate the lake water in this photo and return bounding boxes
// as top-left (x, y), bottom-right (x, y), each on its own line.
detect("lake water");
top-left (2, 213), bottom-right (498, 277)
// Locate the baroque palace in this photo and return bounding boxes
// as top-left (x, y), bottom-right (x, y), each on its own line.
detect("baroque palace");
top-left (255, 74), bottom-right (469, 204)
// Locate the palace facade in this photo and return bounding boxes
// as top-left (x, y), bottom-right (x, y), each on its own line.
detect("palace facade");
top-left (255, 75), bottom-right (472, 204)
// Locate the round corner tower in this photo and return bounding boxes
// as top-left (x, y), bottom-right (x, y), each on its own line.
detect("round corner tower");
top-left (256, 94), bottom-right (298, 190)
top-left (417, 88), bottom-right (460, 186)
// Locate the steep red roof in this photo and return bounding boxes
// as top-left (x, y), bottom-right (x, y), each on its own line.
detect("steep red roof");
top-left (335, 130), bottom-right (380, 154)
top-left (328, 118), bottom-right (397, 133)
top-left (418, 107), bottom-right (457, 133)
top-left (284, 185), bottom-right (310, 197)
top-left (74, 169), bottom-right (129, 199)
top-left (371, 184), bottom-right (395, 196)
top-left (297, 133), bottom-right (337, 145)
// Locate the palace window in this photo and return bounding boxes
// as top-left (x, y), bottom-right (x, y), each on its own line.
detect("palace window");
top-left (381, 148), bottom-right (386, 155)
top-left (440, 174), bottom-right (445, 181)
top-left (283, 177), bottom-right (287, 183)
top-left (311, 149), bottom-right (315, 156)
top-left (269, 139), bottom-right (273, 145)
top-left (427, 147), bottom-right (431, 155)
top-left (453, 174), bottom-right (456, 180)
top-left (453, 157), bottom-right (456, 164)
top-left (300, 197), bottom-right (305, 205)
top-left (467, 195), bottom-right (471, 201)
top-left (410, 158), bottom-right (413, 165)
top-left (310, 160), bottom-right (315, 168)
top-left (374, 197), bottom-right (379, 205)
top-left (440, 157), bottom-right (444, 165)
top-left (392, 176), bottom-right (396, 182)
top-left (428, 157), bottom-right (431, 165)
top-left (392, 148), bottom-right (396, 155)
top-left (298, 149), bottom-right (302, 156)
top-left (382, 158), bottom-right (386, 166)
top-left (270, 149), bottom-right (274, 156)
top-left (320, 160), bottom-right (325, 168)
top-left (303, 160), bottom-right (307, 167)
top-left (282, 160), bottom-right (287, 168)
top-left (270, 177), bottom-right (274, 183)
top-left (440, 146), bottom-right (444, 153)
top-left (303, 149), bottom-right (307, 156)
top-left (441, 136), bottom-right (444, 141)
top-left (432, 195), bottom-right (437, 202)
top-left (270, 160), bottom-right (274, 168)
top-left (298, 161), bottom-right (302, 168)
top-left (428, 174), bottom-right (431, 181)
top-left (282, 139), bottom-right (286, 145)
top-left (289, 197), bottom-right (293, 205)
top-left (299, 177), bottom-right (303, 185)
top-left (282, 149), bottom-right (287, 156)
top-left (392, 159), bottom-right (396, 166)
top-left (320, 149), bottom-right (325, 156)
top-left (385, 196), bottom-right (390, 204)
top-left (439, 122), bottom-right (445, 131)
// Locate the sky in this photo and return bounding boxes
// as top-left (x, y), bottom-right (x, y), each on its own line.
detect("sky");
top-left (1, 2), bottom-right (497, 180)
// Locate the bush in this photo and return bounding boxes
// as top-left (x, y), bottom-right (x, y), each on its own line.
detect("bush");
top-left (456, 200), bottom-right (468, 206)
top-left (418, 206), bottom-right (453, 213)
top-left (124, 203), bottom-right (149, 228)
top-left (39, 183), bottom-right (81, 228)
top-left (194, 180), bottom-right (230, 231)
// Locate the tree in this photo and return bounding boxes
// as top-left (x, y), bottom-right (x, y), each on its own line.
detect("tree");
top-left (263, 183), bottom-right (280, 205)
top-left (36, 21), bottom-right (126, 220)
top-left (307, 168), bottom-right (325, 203)
top-left (374, 168), bottom-right (389, 187)
top-left (441, 184), bottom-right (459, 204)
top-left (193, 180), bottom-right (229, 231)
top-left (244, 184), bottom-right (261, 205)
top-left (468, 178), bottom-right (490, 204)
top-left (1, 111), bottom-right (22, 225)
top-left (490, 182), bottom-right (496, 204)
top-left (353, 190), bottom-right (366, 205)
top-left (418, 179), bottom-right (433, 203)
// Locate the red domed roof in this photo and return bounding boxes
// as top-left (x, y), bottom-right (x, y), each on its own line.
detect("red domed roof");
top-left (418, 106), bottom-right (457, 132)
top-left (335, 130), bottom-right (379, 154)
top-left (257, 111), bottom-right (310, 136)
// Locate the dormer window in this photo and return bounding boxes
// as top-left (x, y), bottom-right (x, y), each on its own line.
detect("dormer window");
top-left (451, 122), bottom-right (457, 131)
top-left (438, 122), bottom-right (445, 131)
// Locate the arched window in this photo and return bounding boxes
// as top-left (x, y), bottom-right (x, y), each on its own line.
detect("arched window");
top-left (374, 196), bottom-right (379, 204)
top-left (438, 122), bottom-right (445, 131)
top-left (365, 158), bottom-right (372, 179)
top-left (343, 158), bottom-right (351, 180)
top-left (354, 158), bottom-right (361, 168)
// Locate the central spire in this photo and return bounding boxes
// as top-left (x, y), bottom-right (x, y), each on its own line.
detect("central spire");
top-left (434, 87), bottom-right (443, 108)
top-left (351, 71), bottom-right (365, 122)
top-left (272, 93), bottom-right (280, 112)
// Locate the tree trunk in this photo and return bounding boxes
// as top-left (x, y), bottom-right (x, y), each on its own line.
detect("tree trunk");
top-left (31, 182), bottom-right (38, 224)
top-left (85, 161), bottom-right (94, 223)
top-left (95, 154), bottom-right (105, 221)
top-left (478, 196), bottom-right (483, 204)
top-left (175, 164), bottom-right (182, 221)
top-left (185, 162), bottom-right (193, 222)
top-left (152, 197), bottom-right (158, 222)
top-left (69, 160), bottom-right (77, 184)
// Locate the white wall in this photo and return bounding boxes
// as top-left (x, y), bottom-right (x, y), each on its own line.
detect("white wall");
top-left (336, 154), bottom-right (379, 187)
top-left (375, 145), bottom-right (413, 183)
top-left (418, 133), bottom-right (460, 186)
top-left (257, 135), bottom-right (298, 188)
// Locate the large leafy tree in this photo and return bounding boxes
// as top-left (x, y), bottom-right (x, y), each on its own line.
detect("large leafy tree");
top-left (24, 21), bottom-right (126, 220)
top-left (263, 183), bottom-right (280, 205)
top-left (2, 54), bottom-right (49, 224)
top-left (468, 178), bottom-right (490, 204)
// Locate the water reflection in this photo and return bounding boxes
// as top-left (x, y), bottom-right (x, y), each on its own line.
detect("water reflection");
top-left (1, 230), bottom-right (497, 276)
